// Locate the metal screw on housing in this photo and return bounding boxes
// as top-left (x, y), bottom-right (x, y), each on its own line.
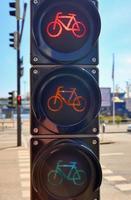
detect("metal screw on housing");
top-left (33, 57), bottom-right (38, 62)
top-left (92, 139), bottom-right (97, 145)
top-left (92, 1), bottom-right (96, 6)
top-left (91, 69), bottom-right (96, 74)
top-left (33, 128), bottom-right (39, 133)
top-left (33, 0), bottom-right (39, 4)
top-left (33, 69), bottom-right (38, 74)
top-left (33, 140), bottom-right (39, 146)
top-left (92, 127), bottom-right (97, 133)
top-left (92, 57), bottom-right (96, 63)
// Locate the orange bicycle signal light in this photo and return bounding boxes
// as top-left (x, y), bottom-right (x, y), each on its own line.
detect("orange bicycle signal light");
top-left (47, 86), bottom-right (87, 112)
top-left (31, 66), bottom-right (101, 134)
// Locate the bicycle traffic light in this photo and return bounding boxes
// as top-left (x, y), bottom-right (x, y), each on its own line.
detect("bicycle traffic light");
top-left (8, 91), bottom-right (15, 108)
top-left (30, 0), bottom-right (102, 200)
top-left (31, 0), bottom-right (101, 65)
top-left (17, 95), bottom-right (21, 106)
top-left (31, 66), bottom-right (101, 134)
top-left (31, 137), bottom-right (102, 200)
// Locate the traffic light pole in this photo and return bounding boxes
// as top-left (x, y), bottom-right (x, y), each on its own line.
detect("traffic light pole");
top-left (17, 18), bottom-right (21, 146)
top-left (9, 1), bottom-right (27, 147)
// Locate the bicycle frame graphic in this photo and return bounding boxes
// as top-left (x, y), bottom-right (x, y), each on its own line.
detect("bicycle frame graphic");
top-left (47, 86), bottom-right (87, 112)
top-left (48, 160), bottom-right (86, 186)
top-left (47, 12), bottom-right (87, 38)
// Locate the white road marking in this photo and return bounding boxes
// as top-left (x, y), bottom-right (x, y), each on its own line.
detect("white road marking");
top-left (115, 183), bottom-right (131, 191)
top-left (18, 150), bottom-right (30, 199)
top-left (21, 180), bottom-right (30, 188)
top-left (20, 168), bottom-right (30, 173)
top-left (102, 169), bottom-right (113, 175)
top-left (101, 152), bottom-right (124, 156)
top-left (20, 173), bottom-right (30, 179)
top-left (19, 159), bottom-right (30, 163)
top-left (104, 175), bottom-right (126, 182)
top-left (18, 155), bottom-right (30, 158)
top-left (19, 163), bottom-right (30, 167)
top-left (22, 190), bottom-right (30, 198)
top-left (0, 141), bottom-right (16, 144)
top-left (18, 150), bottom-right (29, 155)
top-left (101, 165), bottom-right (106, 169)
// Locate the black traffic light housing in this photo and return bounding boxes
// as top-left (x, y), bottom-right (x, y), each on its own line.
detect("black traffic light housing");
top-left (30, 0), bottom-right (102, 199)
top-left (8, 91), bottom-right (15, 108)
top-left (9, 1), bottom-right (20, 19)
top-left (19, 57), bottom-right (24, 77)
top-left (30, 66), bottom-right (101, 135)
top-left (9, 2), bottom-right (16, 16)
top-left (30, 0), bottom-right (101, 65)
top-left (9, 32), bottom-right (18, 49)
top-left (9, 32), bottom-right (15, 48)
top-left (31, 137), bottom-right (102, 200)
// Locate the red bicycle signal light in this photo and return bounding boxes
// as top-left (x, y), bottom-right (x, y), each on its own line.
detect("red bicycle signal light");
top-left (17, 95), bottom-right (21, 105)
top-left (31, 0), bottom-right (101, 64)
top-left (46, 12), bottom-right (87, 39)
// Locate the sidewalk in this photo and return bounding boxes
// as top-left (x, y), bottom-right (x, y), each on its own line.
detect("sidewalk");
top-left (0, 129), bottom-right (30, 200)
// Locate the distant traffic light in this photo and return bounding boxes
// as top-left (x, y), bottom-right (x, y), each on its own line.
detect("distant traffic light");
top-left (9, 0), bottom-right (20, 19)
top-left (19, 57), bottom-right (24, 77)
top-left (9, 32), bottom-right (18, 49)
top-left (8, 91), bottom-right (15, 108)
top-left (17, 95), bottom-right (21, 106)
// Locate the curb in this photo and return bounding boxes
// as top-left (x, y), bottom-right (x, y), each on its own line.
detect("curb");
top-left (100, 140), bottom-right (115, 145)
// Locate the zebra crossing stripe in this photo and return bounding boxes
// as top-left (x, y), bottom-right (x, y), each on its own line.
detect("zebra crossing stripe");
top-left (104, 175), bottom-right (126, 182)
top-left (18, 150), bottom-right (30, 199)
top-left (115, 183), bottom-right (131, 191)
top-left (102, 169), bottom-right (113, 175)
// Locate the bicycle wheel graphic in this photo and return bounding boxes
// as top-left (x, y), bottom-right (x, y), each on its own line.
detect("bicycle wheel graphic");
top-left (73, 96), bottom-right (86, 112)
top-left (47, 96), bottom-right (63, 112)
top-left (47, 22), bottom-right (62, 38)
top-left (48, 170), bottom-right (63, 186)
top-left (72, 22), bottom-right (87, 38)
top-left (73, 170), bottom-right (86, 185)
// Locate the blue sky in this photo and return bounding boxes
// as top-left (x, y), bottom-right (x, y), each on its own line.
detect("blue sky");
top-left (0, 0), bottom-right (131, 97)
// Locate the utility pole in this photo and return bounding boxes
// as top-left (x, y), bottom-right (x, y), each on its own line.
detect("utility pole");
top-left (9, 0), bottom-right (27, 146)
top-left (17, 17), bottom-right (21, 146)
top-left (112, 53), bottom-right (115, 124)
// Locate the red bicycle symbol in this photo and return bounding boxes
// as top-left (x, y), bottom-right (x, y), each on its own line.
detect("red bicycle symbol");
top-left (47, 12), bottom-right (87, 38)
top-left (47, 86), bottom-right (87, 112)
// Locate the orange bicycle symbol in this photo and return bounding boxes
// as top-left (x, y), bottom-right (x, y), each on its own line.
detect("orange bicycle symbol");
top-left (47, 12), bottom-right (87, 38)
top-left (47, 86), bottom-right (87, 112)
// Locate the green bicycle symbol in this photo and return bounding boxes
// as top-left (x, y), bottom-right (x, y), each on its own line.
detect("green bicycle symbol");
top-left (48, 160), bottom-right (86, 186)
